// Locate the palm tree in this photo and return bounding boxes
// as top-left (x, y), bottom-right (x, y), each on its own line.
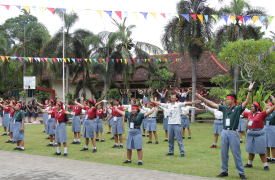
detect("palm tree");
top-left (217, 0), bottom-right (267, 94)
top-left (161, 0), bottom-right (215, 122)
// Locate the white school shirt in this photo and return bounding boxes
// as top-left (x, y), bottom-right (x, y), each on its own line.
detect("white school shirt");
top-left (161, 102), bottom-right (186, 124)
top-left (142, 107), bottom-right (157, 118)
top-left (240, 108), bottom-right (250, 118)
top-left (159, 106), bottom-right (170, 118)
top-left (181, 106), bottom-right (195, 115)
top-left (205, 106), bottom-right (223, 120)
top-left (123, 105), bottom-right (132, 112)
top-left (179, 92), bottom-right (187, 97)
top-left (81, 109), bottom-right (86, 115)
top-left (107, 109), bottom-right (112, 115)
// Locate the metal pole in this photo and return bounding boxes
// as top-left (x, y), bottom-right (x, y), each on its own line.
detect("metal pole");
top-left (251, 79), bottom-right (253, 103)
top-left (62, 0), bottom-right (65, 103)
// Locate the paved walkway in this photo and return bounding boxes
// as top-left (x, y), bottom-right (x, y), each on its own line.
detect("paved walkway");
top-left (0, 150), bottom-right (222, 180)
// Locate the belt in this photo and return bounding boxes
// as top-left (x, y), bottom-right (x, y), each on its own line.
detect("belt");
top-left (15, 120), bottom-right (22, 122)
top-left (10, 116), bottom-right (14, 117)
top-left (224, 128), bottom-right (237, 131)
top-left (130, 127), bottom-right (140, 129)
top-left (249, 128), bottom-right (263, 131)
top-left (217, 119), bottom-right (223, 121)
top-left (58, 121), bottom-right (65, 123)
top-left (181, 114), bottom-right (188, 116)
top-left (148, 117), bottom-right (156, 118)
top-left (74, 115), bottom-right (79, 116)
top-left (87, 118), bottom-right (94, 120)
top-left (113, 116), bottom-right (122, 117)
top-left (4, 112), bottom-right (9, 114)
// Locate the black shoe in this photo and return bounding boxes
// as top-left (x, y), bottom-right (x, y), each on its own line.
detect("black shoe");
top-left (239, 174), bottom-right (247, 180)
top-left (46, 144), bottom-right (53, 146)
top-left (182, 136), bottom-right (185, 139)
top-left (142, 134), bottom-right (145, 137)
top-left (188, 137), bottom-right (191, 139)
top-left (11, 141), bottom-right (16, 144)
top-left (110, 137), bottom-right (115, 140)
top-left (63, 153), bottom-right (68, 157)
top-left (267, 158), bottom-right (271, 162)
top-left (166, 153), bottom-right (174, 156)
top-left (174, 138), bottom-right (177, 140)
top-left (5, 140), bottom-right (12, 143)
top-left (244, 163), bottom-right (253, 168)
top-left (13, 147), bottom-right (20, 150)
top-left (271, 159), bottom-right (275, 164)
top-left (46, 137), bottom-right (50, 139)
top-left (147, 135), bottom-right (149, 137)
top-left (28, 121), bottom-right (32, 123)
top-left (210, 145), bottom-right (217, 148)
top-left (107, 132), bottom-right (111, 134)
top-left (155, 141), bottom-right (159, 144)
top-left (53, 152), bottom-right (61, 156)
top-left (2, 133), bottom-right (7, 136)
top-left (123, 160), bottom-right (132, 164)
top-left (181, 154), bottom-right (185, 157)
top-left (111, 144), bottom-right (119, 148)
top-left (92, 149), bottom-right (97, 153)
top-left (53, 144), bottom-right (57, 147)
top-left (96, 138), bottom-right (99, 141)
top-left (100, 140), bottom-right (105, 142)
top-left (216, 172), bottom-right (228, 177)
top-left (264, 166), bottom-right (270, 171)
top-left (138, 162), bottom-right (143, 166)
top-left (71, 141), bottom-right (77, 144)
top-left (118, 145), bottom-right (123, 149)
top-left (42, 131), bottom-right (45, 133)
top-left (164, 139), bottom-right (168, 142)
top-left (19, 148), bottom-right (25, 151)
top-left (240, 140), bottom-right (243, 143)
top-left (146, 141), bottom-right (152, 144)
top-left (76, 142), bottom-right (81, 145)
top-left (80, 148), bottom-right (88, 151)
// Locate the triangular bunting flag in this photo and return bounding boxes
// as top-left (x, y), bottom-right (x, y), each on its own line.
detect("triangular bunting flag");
top-left (28, 57), bottom-right (31, 63)
top-left (132, 12), bottom-right (139, 20)
top-left (253, 16), bottom-right (259, 24)
top-left (123, 11), bottom-right (128, 18)
top-left (237, 15), bottom-right (244, 24)
top-left (181, 14), bottom-right (189, 22)
top-left (10, 56), bottom-right (16, 60)
top-left (174, 14), bottom-right (179, 19)
top-left (62, 58), bottom-right (66, 63)
top-left (104, 11), bottom-right (112, 18)
top-left (124, 59), bottom-right (127, 64)
top-left (160, 13), bottom-right (166, 18)
top-left (39, 7), bottom-right (45, 15)
top-left (197, 14), bottom-right (203, 23)
top-left (56, 8), bottom-right (66, 13)
top-left (116, 59), bottom-right (119, 63)
top-left (220, 15), bottom-right (228, 24)
top-left (31, 6), bottom-right (36, 12)
top-left (259, 16), bottom-right (265, 22)
top-left (140, 12), bottom-right (148, 19)
top-left (150, 12), bottom-right (157, 19)
top-left (22, 6), bottom-right (30, 13)
top-left (204, 15), bottom-right (208, 22)
top-left (67, 58), bottom-right (70, 62)
top-left (269, 16), bottom-right (274, 25)
top-left (102, 59), bottom-right (105, 63)
top-left (52, 58), bottom-right (56, 63)
top-left (15, 5), bottom-right (21, 10)
top-left (17, 57), bottom-right (22, 62)
top-left (137, 59), bottom-right (140, 63)
top-left (133, 59), bottom-right (135, 63)
top-left (243, 16), bottom-right (251, 23)
top-left (128, 59), bottom-right (131, 63)
top-left (22, 57), bottom-right (28, 62)
top-left (93, 59), bottom-right (97, 62)
top-left (37, 57), bottom-right (40, 62)
top-left (230, 15), bottom-right (236, 23)
top-left (111, 59), bottom-right (114, 62)
top-left (46, 7), bottom-right (54, 14)
top-left (33, 57), bottom-right (37, 62)
top-left (71, 58), bottom-right (76, 63)
top-left (96, 10), bottom-right (102, 18)
top-left (1, 5), bottom-right (10, 10)
top-left (84, 58), bottom-right (88, 62)
top-left (120, 59), bottom-right (123, 63)
top-left (190, 14), bottom-right (197, 20)
top-left (167, 13), bottom-right (171, 17)
top-left (89, 59), bottom-right (92, 62)
top-left (48, 58), bottom-right (53, 64)
top-left (1, 56), bottom-right (5, 62)
top-left (76, 58), bottom-right (80, 62)
top-left (115, 11), bottom-right (122, 20)
top-left (211, 15), bottom-right (218, 22)
top-left (31, 57), bottom-right (34, 63)
top-left (40, 57), bottom-right (44, 62)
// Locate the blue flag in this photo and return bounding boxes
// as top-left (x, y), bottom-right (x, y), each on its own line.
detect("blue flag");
top-left (181, 14), bottom-right (189, 22)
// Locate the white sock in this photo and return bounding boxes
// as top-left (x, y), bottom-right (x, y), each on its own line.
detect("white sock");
top-left (272, 158), bottom-right (275, 160)
top-left (147, 134), bottom-right (149, 136)
top-left (21, 147), bottom-right (24, 150)
top-left (74, 139), bottom-right (76, 142)
top-left (263, 162), bottom-right (268, 167)
top-left (78, 139), bottom-right (80, 142)
top-left (138, 160), bottom-right (142, 162)
top-left (94, 147), bottom-right (96, 149)
top-left (248, 160), bottom-right (252, 165)
top-left (142, 134), bottom-right (145, 135)
top-left (55, 143), bottom-right (57, 145)
top-left (213, 143), bottom-right (217, 145)
top-left (120, 143), bottom-right (123, 146)
top-left (16, 146), bottom-right (20, 148)
top-left (127, 159), bottom-right (131, 161)
top-left (267, 157), bottom-right (271, 159)
top-left (50, 142), bottom-right (53, 145)
top-left (85, 145), bottom-right (88, 148)
top-left (240, 139), bottom-right (242, 141)
top-left (165, 138), bottom-right (168, 140)
top-left (115, 143), bottom-right (118, 146)
top-left (102, 139), bottom-right (104, 140)
top-left (10, 139), bottom-right (12, 141)
top-left (57, 147), bottom-right (61, 153)
top-left (4, 132), bottom-right (7, 134)
top-left (64, 147), bottom-right (67, 153)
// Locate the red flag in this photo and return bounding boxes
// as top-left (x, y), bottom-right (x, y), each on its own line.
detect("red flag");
top-left (115, 11), bottom-right (122, 20)
top-left (52, 58), bottom-right (56, 63)
top-left (162, 59), bottom-right (164, 62)
top-left (1, 5), bottom-right (10, 10)
top-left (237, 15), bottom-right (244, 24)
top-left (116, 59), bottom-right (118, 63)
top-left (190, 14), bottom-right (197, 20)
top-left (133, 59), bottom-right (136, 63)
top-left (46, 7), bottom-right (54, 14)
top-left (99, 59), bottom-right (101, 63)
top-left (76, 58), bottom-right (79, 62)
top-left (160, 13), bottom-right (166, 18)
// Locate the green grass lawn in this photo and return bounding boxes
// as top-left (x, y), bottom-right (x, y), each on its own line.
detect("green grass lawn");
top-left (0, 122), bottom-right (274, 180)
top-left (197, 113), bottom-right (214, 117)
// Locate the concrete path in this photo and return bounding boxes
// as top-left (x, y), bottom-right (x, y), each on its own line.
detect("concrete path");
top-left (0, 150), bottom-right (222, 180)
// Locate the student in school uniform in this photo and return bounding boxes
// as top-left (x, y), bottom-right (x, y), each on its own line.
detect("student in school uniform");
top-left (36, 100), bottom-right (49, 132)
top-left (61, 98), bottom-right (83, 145)
top-left (114, 104), bottom-right (158, 165)
top-left (26, 101), bottom-right (33, 123)
top-left (264, 101), bottom-right (275, 164)
top-left (22, 103), bottom-right (27, 123)
top-left (53, 102), bottom-right (72, 157)
top-left (175, 89), bottom-right (190, 102)
top-left (159, 101), bottom-right (170, 141)
top-left (123, 99), bottom-right (138, 127)
top-left (142, 102), bottom-right (159, 144)
top-left (120, 89), bottom-right (129, 105)
top-left (105, 98), bottom-right (125, 148)
top-left (95, 103), bottom-right (105, 142)
top-left (105, 102), bottom-right (113, 135)
top-left (12, 103), bottom-right (26, 151)
top-left (238, 102), bottom-right (248, 143)
top-left (201, 102), bottom-right (224, 148)
top-left (196, 82), bottom-right (255, 180)
top-left (82, 101), bottom-right (88, 125)
top-left (156, 89), bottom-right (168, 103)
top-left (32, 100), bottom-right (38, 123)
top-left (138, 88), bottom-right (152, 104)
top-left (141, 102), bottom-right (149, 137)
top-left (242, 98), bottom-right (275, 171)
top-left (38, 99), bottom-right (57, 147)
top-left (0, 99), bottom-right (10, 136)
top-left (152, 94), bottom-right (199, 157)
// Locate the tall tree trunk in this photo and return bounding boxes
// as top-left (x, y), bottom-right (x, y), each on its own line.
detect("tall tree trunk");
top-left (234, 66), bottom-right (239, 94)
top-left (23, 61), bottom-right (26, 103)
top-left (191, 57), bottom-right (197, 123)
top-left (66, 64), bottom-right (69, 105)
top-left (104, 54), bottom-right (109, 106)
top-left (82, 69), bottom-right (86, 99)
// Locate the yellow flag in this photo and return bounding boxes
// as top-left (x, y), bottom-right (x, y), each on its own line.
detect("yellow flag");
top-left (22, 6), bottom-right (30, 13)
top-left (253, 16), bottom-right (259, 24)
top-left (96, 10), bottom-right (102, 18)
top-left (84, 58), bottom-right (88, 62)
top-left (5, 56), bottom-right (9, 62)
top-left (28, 57), bottom-right (31, 63)
top-left (197, 14), bottom-right (203, 23)
top-left (62, 58), bottom-right (66, 63)
top-left (102, 59), bottom-right (106, 63)
top-left (230, 15), bottom-right (235, 23)
top-left (124, 59), bottom-right (127, 64)
top-left (165, 59), bottom-right (167, 62)
top-left (150, 12), bottom-right (157, 19)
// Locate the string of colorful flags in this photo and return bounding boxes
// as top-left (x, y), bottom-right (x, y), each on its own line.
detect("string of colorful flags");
top-left (0, 4), bottom-right (274, 25)
top-left (0, 56), bottom-right (182, 64)
top-left (247, 46), bottom-right (275, 64)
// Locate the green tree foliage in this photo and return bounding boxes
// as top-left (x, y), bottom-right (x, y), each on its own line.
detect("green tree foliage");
top-left (34, 85), bottom-right (51, 101)
top-left (107, 89), bottom-right (121, 100)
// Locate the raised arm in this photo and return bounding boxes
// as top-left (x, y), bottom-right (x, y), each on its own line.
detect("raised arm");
top-left (95, 100), bottom-right (108, 108)
top-left (144, 107), bottom-right (158, 118)
top-left (148, 87), bottom-right (152, 93)
top-left (186, 89), bottom-right (191, 95)
top-left (156, 89), bottom-right (161, 95)
top-left (127, 89), bottom-right (129, 94)
top-left (37, 106), bottom-right (53, 114)
top-left (120, 89), bottom-right (122, 94)
top-left (184, 100), bottom-right (201, 106)
top-left (201, 102), bottom-right (215, 114)
top-left (242, 82), bottom-right (255, 108)
top-left (266, 95), bottom-right (275, 115)
top-left (0, 104), bottom-right (9, 110)
top-left (36, 99), bottom-right (43, 107)
top-left (196, 93), bottom-right (218, 109)
top-left (60, 101), bottom-right (70, 108)
top-left (74, 100), bottom-right (85, 109)
top-left (114, 106), bottom-right (125, 116)
top-left (165, 89), bottom-right (168, 94)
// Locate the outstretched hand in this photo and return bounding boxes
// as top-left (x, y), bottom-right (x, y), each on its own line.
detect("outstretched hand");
top-left (195, 100), bottom-right (201, 104)
top-left (270, 95), bottom-right (275, 103)
top-left (248, 82), bottom-right (255, 91)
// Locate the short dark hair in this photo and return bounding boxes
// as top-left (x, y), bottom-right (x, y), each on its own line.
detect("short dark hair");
top-left (227, 94), bottom-right (237, 100)
top-left (76, 98), bottom-right (80, 103)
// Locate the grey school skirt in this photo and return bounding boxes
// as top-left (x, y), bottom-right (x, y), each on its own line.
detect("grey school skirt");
top-left (45, 118), bottom-right (55, 135)
top-left (246, 129), bottom-right (266, 154)
top-left (142, 117), bottom-right (148, 130)
top-left (146, 118), bottom-right (157, 131)
top-left (13, 122), bottom-right (24, 141)
top-left (112, 116), bottom-right (125, 135)
top-left (94, 117), bottom-right (103, 133)
top-left (213, 119), bottom-right (223, 134)
top-left (2, 114), bottom-right (9, 127)
top-left (163, 117), bottom-right (168, 130)
top-left (82, 119), bottom-right (95, 138)
top-left (43, 113), bottom-right (48, 124)
top-left (126, 128), bottom-right (143, 149)
top-left (181, 115), bottom-right (190, 128)
top-left (55, 122), bottom-right (67, 143)
top-left (71, 115), bottom-right (81, 132)
top-left (238, 118), bottom-right (246, 131)
top-left (82, 115), bottom-right (86, 124)
top-left (107, 114), bottom-right (113, 126)
top-left (8, 116), bottom-right (14, 132)
top-left (264, 125), bottom-right (275, 147)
